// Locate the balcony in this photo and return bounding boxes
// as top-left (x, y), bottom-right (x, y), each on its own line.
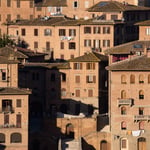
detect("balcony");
top-left (0, 124), bottom-right (21, 128)
top-left (118, 98), bottom-right (134, 107)
top-left (0, 107), bottom-right (14, 113)
top-left (134, 115), bottom-right (150, 122)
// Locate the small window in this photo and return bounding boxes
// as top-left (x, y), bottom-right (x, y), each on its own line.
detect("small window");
top-left (75, 89), bottom-right (80, 97)
top-left (73, 1), bottom-right (78, 8)
top-left (74, 63), bottom-right (82, 70)
top-left (60, 42), bottom-right (64, 49)
top-left (7, 0), bottom-right (11, 7)
top-left (130, 74), bottom-right (135, 84)
top-left (16, 0), bottom-right (20, 8)
top-left (0, 133), bottom-right (5, 143)
top-left (139, 107), bottom-right (144, 115)
top-left (84, 39), bottom-right (91, 47)
top-left (93, 40), bottom-right (100, 48)
top-left (103, 40), bottom-right (110, 47)
top-left (10, 133), bottom-right (22, 143)
top-left (88, 89), bottom-right (93, 97)
top-left (139, 74), bottom-right (144, 83)
top-left (36, 7), bottom-right (42, 11)
top-left (46, 42), bottom-right (50, 51)
top-left (148, 74), bottom-right (150, 83)
top-left (85, 1), bottom-right (89, 8)
top-left (93, 27), bottom-right (100, 34)
top-left (146, 28), bottom-right (150, 35)
top-left (84, 27), bottom-right (91, 34)
top-left (7, 14), bottom-right (11, 22)
top-left (59, 29), bottom-right (66, 36)
top-left (121, 121), bottom-right (126, 130)
top-left (17, 14), bottom-right (20, 20)
top-left (44, 29), bottom-right (51, 36)
top-left (86, 75), bottom-right (96, 83)
top-left (1, 69), bottom-right (6, 81)
top-left (70, 55), bottom-right (74, 59)
top-left (121, 75), bottom-right (126, 84)
top-left (61, 73), bottom-right (66, 82)
top-left (75, 75), bottom-right (80, 83)
top-left (86, 63), bottom-right (95, 70)
top-left (103, 27), bottom-right (110, 34)
top-left (34, 42), bottom-right (38, 49)
top-left (21, 29), bottom-right (26, 36)
top-left (121, 90), bottom-right (126, 99)
top-left (121, 139), bottom-right (127, 148)
top-left (60, 54), bottom-right (64, 60)
top-left (29, 1), bottom-right (33, 8)
top-left (16, 99), bottom-right (21, 107)
top-left (139, 90), bottom-right (144, 99)
top-left (121, 107), bottom-right (126, 115)
top-left (111, 15), bottom-right (118, 20)
top-left (69, 42), bottom-right (76, 49)
top-left (61, 88), bottom-right (66, 97)
top-left (69, 29), bottom-right (76, 36)
top-left (34, 29), bottom-right (38, 36)
top-left (139, 121), bottom-right (144, 130)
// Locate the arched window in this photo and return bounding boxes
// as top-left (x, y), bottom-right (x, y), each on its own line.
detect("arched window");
top-left (121, 107), bottom-right (126, 115)
top-left (130, 74), bottom-right (135, 84)
top-left (139, 90), bottom-right (144, 99)
top-left (121, 75), bottom-right (126, 84)
top-left (100, 140), bottom-right (107, 150)
top-left (121, 121), bottom-right (126, 130)
top-left (139, 121), bottom-right (144, 130)
top-left (121, 90), bottom-right (126, 99)
top-left (0, 133), bottom-right (5, 143)
top-left (61, 88), bottom-right (66, 97)
top-left (138, 137), bottom-right (146, 150)
top-left (139, 74), bottom-right (144, 83)
top-left (66, 123), bottom-right (74, 139)
top-left (10, 133), bottom-right (22, 143)
top-left (148, 74), bottom-right (150, 83)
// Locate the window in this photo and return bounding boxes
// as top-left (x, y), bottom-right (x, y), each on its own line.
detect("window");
top-left (69, 42), bottom-right (76, 49)
top-left (46, 42), bottom-right (50, 51)
top-left (4, 114), bottom-right (9, 124)
top-left (75, 89), bottom-right (80, 97)
top-left (10, 133), bottom-right (22, 143)
top-left (61, 73), bottom-right (66, 82)
top-left (111, 15), bottom-right (118, 20)
top-left (7, 14), bottom-right (11, 22)
top-left (2, 99), bottom-right (12, 113)
top-left (146, 28), bottom-right (150, 35)
top-left (59, 29), bottom-right (66, 36)
top-left (121, 75), bottom-right (126, 84)
top-left (103, 27), bottom-right (110, 34)
top-left (44, 29), bottom-right (51, 36)
top-left (34, 29), bottom-right (38, 36)
top-left (85, 1), bottom-right (89, 8)
top-left (130, 74), bottom-right (135, 84)
top-left (34, 42), bottom-right (38, 49)
top-left (148, 74), bottom-right (150, 83)
top-left (70, 55), bottom-right (74, 59)
top-left (139, 74), bottom-right (144, 83)
top-left (56, 7), bottom-right (61, 13)
top-left (121, 90), bottom-right (126, 99)
top-left (29, 1), bottom-right (33, 8)
top-left (103, 40), bottom-right (110, 47)
top-left (75, 75), bottom-right (80, 83)
top-left (88, 89), bottom-right (93, 97)
top-left (16, 114), bottom-right (21, 128)
top-left (16, 0), bottom-right (20, 8)
top-left (36, 7), bottom-right (41, 11)
top-left (139, 107), bottom-right (144, 115)
top-left (84, 39), bottom-right (91, 47)
top-left (61, 88), bottom-right (66, 97)
top-left (121, 139), bottom-right (127, 148)
top-left (139, 90), bottom-right (144, 99)
top-left (60, 42), bottom-right (64, 49)
top-left (16, 99), bottom-right (21, 107)
top-left (30, 15), bottom-right (33, 20)
top-left (1, 69), bottom-right (6, 81)
top-left (60, 54), bottom-right (64, 60)
top-left (84, 27), bottom-right (91, 34)
top-left (93, 39), bottom-right (100, 48)
top-left (86, 63), bottom-right (95, 70)
top-left (121, 121), bottom-right (126, 130)
top-left (86, 75), bottom-right (96, 83)
top-left (21, 29), bottom-right (26, 36)
top-left (121, 107), bottom-right (126, 115)
top-left (74, 63), bottom-right (82, 70)
top-left (0, 133), bottom-right (5, 143)
top-left (73, 1), bottom-right (78, 8)
top-left (0, 15), bottom-right (1, 21)
top-left (17, 14), bottom-right (20, 20)
top-left (69, 29), bottom-right (76, 36)
top-left (139, 121), bottom-right (144, 130)
top-left (7, 0), bottom-right (11, 7)
top-left (50, 73), bottom-right (55, 81)
top-left (93, 27), bottom-right (100, 34)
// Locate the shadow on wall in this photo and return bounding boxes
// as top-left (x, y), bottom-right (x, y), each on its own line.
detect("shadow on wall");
top-left (82, 138), bottom-right (96, 150)
top-left (0, 144), bottom-right (6, 150)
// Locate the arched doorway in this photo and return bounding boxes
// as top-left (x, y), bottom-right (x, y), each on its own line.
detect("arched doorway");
top-left (100, 140), bottom-right (107, 150)
top-left (66, 123), bottom-right (74, 139)
top-left (138, 137), bottom-right (146, 150)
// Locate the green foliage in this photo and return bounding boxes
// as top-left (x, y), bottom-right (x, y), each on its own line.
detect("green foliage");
top-left (0, 34), bottom-right (15, 48)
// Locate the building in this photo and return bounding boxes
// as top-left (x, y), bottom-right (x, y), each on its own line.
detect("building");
top-left (0, 52), bottom-right (31, 150)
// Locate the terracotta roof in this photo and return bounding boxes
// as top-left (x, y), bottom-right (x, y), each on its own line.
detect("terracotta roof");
top-left (87, 1), bottom-right (150, 12)
top-left (104, 40), bottom-right (150, 55)
top-left (106, 55), bottom-right (150, 71)
top-left (0, 87), bottom-right (31, 95)
top-left (16, 47), bottom-right (46, 57)
top-left (69, 52), bottom-right (108, 62)
top-left (136, 20), bottom-right (150, 26)
top-left (0, 46), bottom-right (27, 59)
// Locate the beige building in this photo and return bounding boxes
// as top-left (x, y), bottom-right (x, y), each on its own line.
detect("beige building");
top-left (0, 52), bottom-right (31, 150)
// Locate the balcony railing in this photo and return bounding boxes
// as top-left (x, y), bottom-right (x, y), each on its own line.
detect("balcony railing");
top-left (118, 98), bottom-right (134, 107)
top-left (0, 124), bottom-right (21, 128)
top-left (0, 107), bottom-right (15, 113)
top-left (134, 115), bottom-right (150, 122)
